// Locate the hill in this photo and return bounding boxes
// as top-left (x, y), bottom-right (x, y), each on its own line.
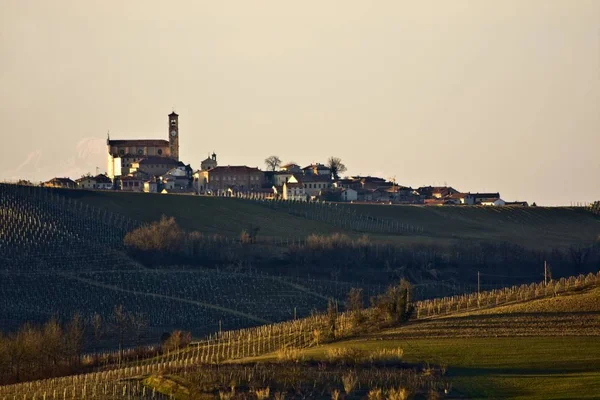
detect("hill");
top-left (1, 183), bottom-right (599, 345)
top-left (52, 186), bottom-right (600, 249)
top-left (1, 275), bottom-right (599, 399)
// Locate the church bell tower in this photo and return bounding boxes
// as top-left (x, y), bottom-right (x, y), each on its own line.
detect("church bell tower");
top-left (168, 111), bottom-right (179, 161)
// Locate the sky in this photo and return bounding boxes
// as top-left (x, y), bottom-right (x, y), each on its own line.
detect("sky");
top-left (1, 0), bottom-right (599, 205)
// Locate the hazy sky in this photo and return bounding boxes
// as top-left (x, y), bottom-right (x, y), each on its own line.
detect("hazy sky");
top-left (1, 1), bottom-right (599, 205)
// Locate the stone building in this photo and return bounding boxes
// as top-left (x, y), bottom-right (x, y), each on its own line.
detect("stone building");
top-left (107, 111), bottom-right (180, 178)
top-left (206, 166), bottom-right (264, 194)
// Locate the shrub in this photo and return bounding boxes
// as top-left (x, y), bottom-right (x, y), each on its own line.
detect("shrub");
top-left (327, 347), bottom-right (365, 365)
top-left (368, 347), bottom-right (404, 365)
top-left (342, 371), bottom-right (358, 395)
top-left (255, 387), bottom-right (270, 399)
top-left (368, 388), bottom-right (384, 400)
top-left (387, 387), bottom-right (410, 400)
top-left (276, 347), bottom-right (304, 363)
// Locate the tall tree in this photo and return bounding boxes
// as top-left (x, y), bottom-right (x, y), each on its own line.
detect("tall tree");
top-left (327, 157), bottom-right (347, 180)
top-left (264, 155), bottom-right (282, 171)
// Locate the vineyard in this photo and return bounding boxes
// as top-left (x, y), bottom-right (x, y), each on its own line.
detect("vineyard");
top-left (0, 271), bottom-right (598, 398)
top-left (255, 199), bottom-right (425, 234)
top-left (0, 183), bottom-right (388, 342)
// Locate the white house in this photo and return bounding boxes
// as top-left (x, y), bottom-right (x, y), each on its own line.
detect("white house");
top-left (480, 198), bottom-right (505, 206)
top-left (282, 181), bottom-right (307, 201)
top-left (76, 174), bottom-right (113, 190)
top-left (301, 175), bottom-right (332, 197)
top-left (341, 188), bottom-right (358, 202)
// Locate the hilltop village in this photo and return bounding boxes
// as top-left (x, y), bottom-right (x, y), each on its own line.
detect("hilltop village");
top-left (40, 112), bottom-right (525, 206)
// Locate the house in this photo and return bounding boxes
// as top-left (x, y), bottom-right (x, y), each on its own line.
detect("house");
top-left (119, 175), bottom-right (144, 192)
top-left (76, 175), bottom-right (96, 189)
top-left (472, 192), bottom-right (501, 204)
top-left (300, 175), bottom-right (333, 197)
top-left (356, 189), bottom-right (375, 202)
top-left (280, 163), bottom-right (302, 173)
top-left (131, 156), bottom-right (180, 178)
top-left (431, 186), bottom-right (459, 199)
top-left (480, 198), bottom-right (506, 206)
top-left (160, 165), bottom-right (193, 191)
top-left (206, 166), bottom-right (264, 194)
top-left (76, 174), bottom-right (113, 190)
top-left (446, 193), bottom-right (475, 205)
top-left (282, 180), bottom-right (307, 201)
top-left (43, 177), bottom-right (76, 189)
top-left (273, 171), bottom-right (296, 186)
top-left (341, 188), bottom-right (358, 202)
top-left (302, 163), bottom-right (331, 177)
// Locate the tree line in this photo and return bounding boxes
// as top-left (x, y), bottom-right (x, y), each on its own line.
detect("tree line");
top-left (0, 305), bottom-right (190, 385)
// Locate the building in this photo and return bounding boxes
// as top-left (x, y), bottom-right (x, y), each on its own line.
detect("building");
top-left (341, 188), bottom-right (358, 202)
top-left (160, 165), bottom-right (193, 191)
top-left (480, 198), bottom-right (506, 206)
top-left (301, 175), bottom-right (333, 197)
top-left (107, 111), bottom-right (180, 178)
top-left (130, 156), bottom-right (180, 178)
top-left (206, 166), bottom-right (264, 194)
top-left (76, 174), bottom-right (113, 190)
top-left (446, 193), bottom-right (475, 205)
top-left (432, 186), bottom-right (459, 199)
top-left (43, 177), bottom-right (76, 189)
top-left (200, 153), bottom-right (218, 171)
top-left (302, 163), bottom-right (331, 177)
top-left (119, 175), bottom-right (144, 192)
top-left (472, 192), bottom-right (501, 204)
top-left (282, 180), bottom-right (307, 201)
top-left (280, 163), bottom-right (302, 173)
top-left (273, 171), bottom-right (297, 186)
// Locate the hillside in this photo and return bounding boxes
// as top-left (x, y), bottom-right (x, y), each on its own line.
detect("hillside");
top-left (56, 186), bottom-right (599, 248)
top-left (1, 276), bottom-right (598, 399)
top-left (1, 183), bottom-right (599, 344)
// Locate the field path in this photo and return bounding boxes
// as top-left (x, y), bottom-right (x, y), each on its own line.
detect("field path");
top-left (60, 273), bottom-right (271, 324)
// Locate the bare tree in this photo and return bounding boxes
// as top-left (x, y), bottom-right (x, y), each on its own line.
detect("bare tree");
top-left (264, 155), bottom-right (282, 171)
top-left (327, 157), bottom-right (347, 180)
top-left (111, 305), bottom-right (130, 365)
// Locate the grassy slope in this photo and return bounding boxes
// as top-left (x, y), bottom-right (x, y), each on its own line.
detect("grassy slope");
top-left (241, 286), bottom-right (600, 399)
top-left (62, 189), bottom-right (599, 248)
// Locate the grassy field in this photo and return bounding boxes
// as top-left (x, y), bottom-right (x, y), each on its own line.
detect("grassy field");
top-left (60, 188), bottom-right (600, 248)
top-left (230, 284), bottom-right (600, 399)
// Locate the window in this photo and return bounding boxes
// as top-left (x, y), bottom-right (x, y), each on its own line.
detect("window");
top-left (157, 149), bottom-right (163, 155)
top-left (171, 120), bottom-right (177, 126)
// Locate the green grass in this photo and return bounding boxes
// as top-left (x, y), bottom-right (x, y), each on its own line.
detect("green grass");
top-left (230, 284), bottom-right (600, 399)
top-left (59, 188), bottom-right (600, 248)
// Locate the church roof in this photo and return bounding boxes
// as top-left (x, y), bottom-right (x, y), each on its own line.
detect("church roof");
top-left (108, 139), bottom-right (169, 147)
top-left (169, 111), bottom-right (179, 117)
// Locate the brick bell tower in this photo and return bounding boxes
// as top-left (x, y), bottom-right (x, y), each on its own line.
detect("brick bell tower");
top-left (168, 111), bottom-right (179, 161)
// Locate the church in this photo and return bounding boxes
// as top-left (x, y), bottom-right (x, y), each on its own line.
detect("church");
top-left (107, 111), bottom-right (180, 179)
